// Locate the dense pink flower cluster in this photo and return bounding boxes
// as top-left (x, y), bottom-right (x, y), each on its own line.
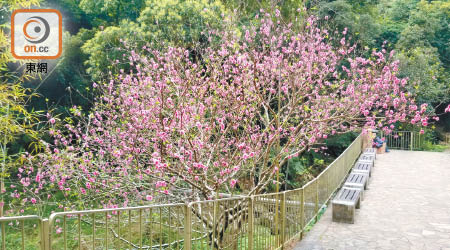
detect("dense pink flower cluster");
top-left (9, 12), bottom-right (430, 212)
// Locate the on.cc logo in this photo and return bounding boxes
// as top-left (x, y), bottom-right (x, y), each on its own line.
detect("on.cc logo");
top-left (11, 9), bottom-right (62, 59)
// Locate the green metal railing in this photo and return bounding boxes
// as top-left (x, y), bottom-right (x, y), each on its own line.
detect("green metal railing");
top-left (381, 131), bottom-right (423, 150)
top-left (0, 215), bottom-right (42, 250)
top-left (0, 134), bottom-right (363, 250)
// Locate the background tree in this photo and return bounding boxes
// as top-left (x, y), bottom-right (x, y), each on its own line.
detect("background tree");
top-left (396, 47), bottom-right (449, 104)
top-left (79, 0), bottom-right (145, 25)
top-left (138, 0), bottom-right (227, 49)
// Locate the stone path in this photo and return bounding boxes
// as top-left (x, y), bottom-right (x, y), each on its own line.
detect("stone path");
top-left (293, 150), bottom-right (450, 250)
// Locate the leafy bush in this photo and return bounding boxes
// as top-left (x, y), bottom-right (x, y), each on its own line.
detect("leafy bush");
top-left (81, 20), bottom-right (141, 80)
top-left (138, 0), bottom-right (227, 48)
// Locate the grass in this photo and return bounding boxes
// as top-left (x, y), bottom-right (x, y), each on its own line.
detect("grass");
top-left (2, 215), bottom-right (303, 250)
top-left (420, 141), bottom-right (450, 152)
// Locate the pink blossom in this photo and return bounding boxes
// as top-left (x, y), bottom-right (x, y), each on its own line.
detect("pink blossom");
top-left (275, 9), bottom-right (281, 17)
top-left (445, 105), bottom-right (450, 113)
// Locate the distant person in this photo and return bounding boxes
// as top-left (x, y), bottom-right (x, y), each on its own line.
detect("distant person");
top-left (373, 135), bottom-right (389, 152)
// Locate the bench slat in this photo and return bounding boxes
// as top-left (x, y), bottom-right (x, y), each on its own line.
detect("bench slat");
top-left (359, 154), bottom-right (375, 162)
top-left (363, 148), bottom-right (376, 159)
top-left (364, 148), bottom-right (376, 153)
top-left (345, 172), bottom-right (368, 189)
top-left (335, 187), bottom-right (360, 202)
top-left (354, 162), bottom-right (371, 171)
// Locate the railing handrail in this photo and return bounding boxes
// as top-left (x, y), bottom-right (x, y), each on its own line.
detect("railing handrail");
top-left (0, 215), bottom-right (41, 222)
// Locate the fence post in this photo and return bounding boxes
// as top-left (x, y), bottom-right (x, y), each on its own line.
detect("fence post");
top-left (315, 180), bottom-right (319, 223)
top-left (419, 133), bottom-right (422, 149)
top-left (410, 132), bottom-right (413, 151)
top-left (41, 219), bottom-right (49, 250)
top-left (280, 192), bottom-right (286, 248)
top-left (300, 188), bottom-right (305, 240)
top-left (212, 198), bottom-right (218, 250)
top-left (326, 171), bottom-right (329, 198)
top-left (184, 204), bottom-right (192, 250)
top-left (248, 196), bottom-right (254, 250)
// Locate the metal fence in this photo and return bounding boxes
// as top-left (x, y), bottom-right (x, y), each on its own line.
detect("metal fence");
top-left (0, 134), bottom-right (363, 250)
top-left (381, 131), bottom-right (423, 150)
top-left (445, 134), bottom-right (450, 145)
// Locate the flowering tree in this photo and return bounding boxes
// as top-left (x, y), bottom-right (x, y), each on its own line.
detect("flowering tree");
top-left (8, 10), bottom-right (431, 218)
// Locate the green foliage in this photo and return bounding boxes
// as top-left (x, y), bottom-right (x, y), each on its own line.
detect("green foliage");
top-left (421, 140), bottom-right (449, 152)
top-left (81, 21), bottom-right (141, 80)
top-left (398, 1), bottom-right (450, 64)
top-left (316, 0), bottom-right (381, 47)
top-left (79, 0), bottom-right (145, 25)
top-left (394, 1), bottom-right (450, 105)
top-left (284, 156), bottom-right (307, 188)
top-left (396, 46), bottom-right (450, 104)
top-left (419, 128), bottom-right (449, 151)
top-left (324, 131), bottom-right (359, 156)
top-left (225, 0), bottom-right (305, 22)
top-left (80, 0), bottom-right (229, 80)
top-left (396, 2), bottom-right (448, 51)
top-left (0, 83), bottom-right (44, 201)
top-left (53, 30), bottom-right (94, 110)
top-left (280, 132), bottom-right (358, 190)
top-left (138, 0), bottom-right (227, 48)
top-left (384, 0), bottom-right (418, 22)
top-left (44, 0), bottom-right (91, 32)
top-left (0, 84), bottom-right (41, 150)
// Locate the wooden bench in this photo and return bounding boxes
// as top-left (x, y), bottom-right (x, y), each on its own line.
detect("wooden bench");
top-left (363, 148), bottom-right (376, 159)
top-left (353, 161), bottom-right (372, 177)
top-left (332, 187), bottom-right (361, 224)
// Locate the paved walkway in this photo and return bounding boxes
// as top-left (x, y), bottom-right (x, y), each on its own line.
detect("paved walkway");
top-left (293, 150), bottom-right (450, 250)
